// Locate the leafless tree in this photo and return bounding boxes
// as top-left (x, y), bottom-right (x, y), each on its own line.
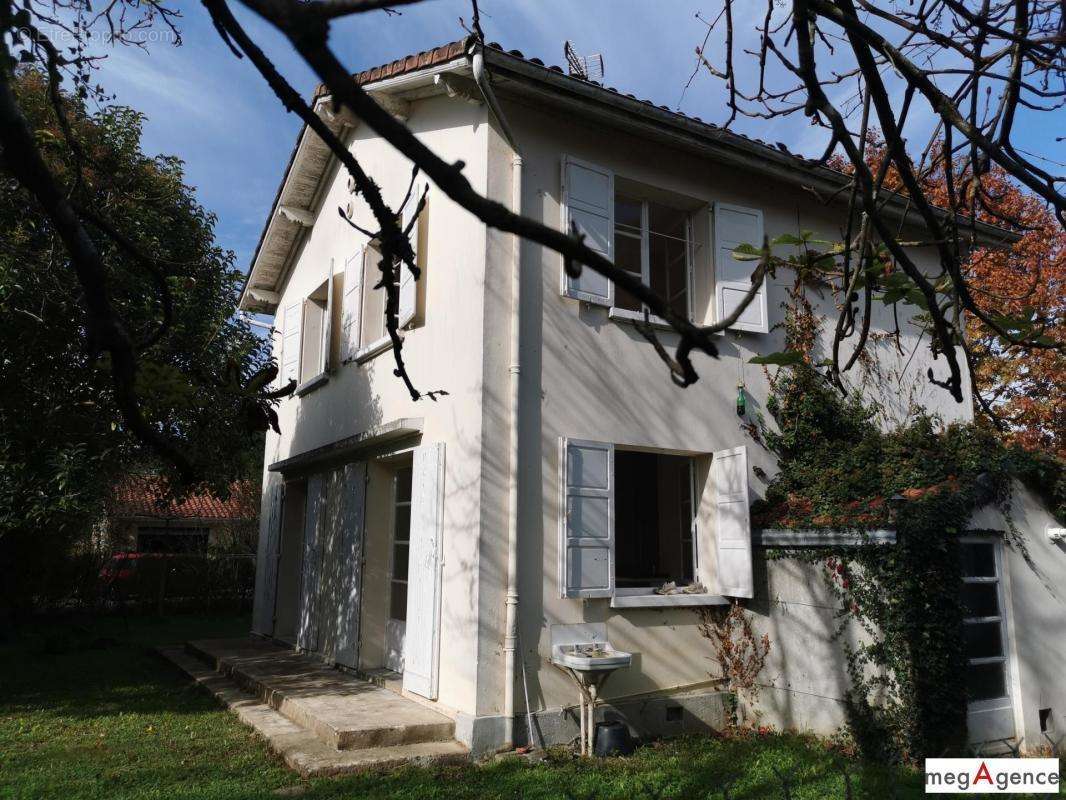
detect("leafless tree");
top-left (692, 0), bottom-right (1063, 412)
top-left (1, 0), bottom-right (1062, 475)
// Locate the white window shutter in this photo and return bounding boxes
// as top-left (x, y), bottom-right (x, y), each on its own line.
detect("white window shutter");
top-left (560, 438), bottom-right (614, 598)
top-left (297, 473), bottom-right (325, 652)
top-left (281, 302), bottom-right (301, 385)
top-left (403, 442), bottom-right (445, 700)
top-left (334, 462), bottom-right (367, 669)
top-left (560, 157), bottom-right (614, 306)
top-left (713, 202), bottom-right (768, 333)
top-left (252, 480), bottom-right (284, 636)
top-left (713, 445), bottom-right (754, 598)
top-left (340, 248), bottom-right (364, 362)
top-left (322, 259), bottom-right (334, 373)
top-left (398, 186), bottom-right (420, 328)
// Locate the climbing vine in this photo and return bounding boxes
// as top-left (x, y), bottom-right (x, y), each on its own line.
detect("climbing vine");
top-left (749, 292), bottom-right (1063, 762)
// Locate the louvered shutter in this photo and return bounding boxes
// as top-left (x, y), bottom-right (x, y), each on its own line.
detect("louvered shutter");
top-left (322, 259), bottom-right (334, 373)
top-left (560, 438), bottom-right (614, 598)
top-left (297, 473), bottom-right (325, 652)
top-left (398, 186), bottom-right (420, 328)
top-left (281, 302), bottom-right (301, 385)
top-left (560, 157), bottom-right (614, 305)
top-left (340, 248), bottom-right (364, 362)
top-left (252, 480), bottom-right (284, 635)
top-left (403, 442), bottom-right (445, 699)
top-left (713, 445), bottom-right (753, 598)
top-left (713, 203), bottom-right (768, 333)
top-left (334, 462), bottom-right (367, 669)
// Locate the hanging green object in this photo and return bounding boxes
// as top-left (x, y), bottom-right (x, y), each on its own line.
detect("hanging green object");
top-left (736, 383), bottom-right (747, 417)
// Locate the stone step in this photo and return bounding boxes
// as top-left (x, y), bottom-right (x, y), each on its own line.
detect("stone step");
top-left (184, 637), bottom-right (456, 751)
top-left (158, 645), bottom-right (468, 778)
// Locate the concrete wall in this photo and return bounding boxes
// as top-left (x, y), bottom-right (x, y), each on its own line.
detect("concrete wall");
top-left (494, 93), bottom-right (977, 730)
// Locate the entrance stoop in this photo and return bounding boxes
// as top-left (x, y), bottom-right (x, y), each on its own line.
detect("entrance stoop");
top-left (159, 637), bottom-right (467, 777)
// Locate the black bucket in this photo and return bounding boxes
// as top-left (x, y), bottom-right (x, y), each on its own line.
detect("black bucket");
top-left (593, 720), bottom-right (635, 757)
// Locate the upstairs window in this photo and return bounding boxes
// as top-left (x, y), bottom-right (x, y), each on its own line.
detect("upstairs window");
top-left (340, 189), bottom-right (426, 364)
top-left (300, 277), bottom-right (331, 384)
top-left (613, 196), bottom-right (690, 321)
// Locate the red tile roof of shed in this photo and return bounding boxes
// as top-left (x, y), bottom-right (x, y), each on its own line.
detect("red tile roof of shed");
top-left (111, 476), bottom-right (255, 521)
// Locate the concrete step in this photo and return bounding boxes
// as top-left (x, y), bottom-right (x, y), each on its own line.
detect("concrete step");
top-left (184, 637), bottom-right (456, 751)
top-left (158, 645), bottom-right (468, 778)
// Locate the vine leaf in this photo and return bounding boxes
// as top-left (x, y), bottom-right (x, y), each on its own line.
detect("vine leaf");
top-left (750, 350), bottom-right (805, 366)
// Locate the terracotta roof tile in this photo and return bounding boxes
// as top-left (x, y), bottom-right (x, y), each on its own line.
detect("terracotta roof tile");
top-left (110, 476), bottom-right (255, 521)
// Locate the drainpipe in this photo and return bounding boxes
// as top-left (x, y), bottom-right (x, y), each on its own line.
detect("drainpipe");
top-left (470, 43), bottom-right (523, 750)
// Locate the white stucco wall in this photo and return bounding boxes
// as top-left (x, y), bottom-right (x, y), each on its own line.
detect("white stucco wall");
top-left (259, 94), bottom-right (494, 719)
top-left (493, 93), bottom-right (978, 724)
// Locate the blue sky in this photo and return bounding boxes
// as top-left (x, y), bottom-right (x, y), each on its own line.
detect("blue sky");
top-left (89, 1), bottom-right (1063, 276)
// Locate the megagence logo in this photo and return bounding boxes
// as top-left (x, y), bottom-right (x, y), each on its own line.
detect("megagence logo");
top-left (925, 758), bottom-right (1060, 794)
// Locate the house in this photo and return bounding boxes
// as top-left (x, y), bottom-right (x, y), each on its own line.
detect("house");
top-left (107, 476), bottom-right (257, 554)
top-left (239, 39), bottom-right (1066, 757)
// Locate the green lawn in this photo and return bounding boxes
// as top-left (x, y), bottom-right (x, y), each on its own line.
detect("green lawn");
top-left (0, 612), bottom-right (1045, 799)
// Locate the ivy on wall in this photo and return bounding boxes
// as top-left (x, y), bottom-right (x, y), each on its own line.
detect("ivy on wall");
top-left (749, 335), bottom-right (1063, 762)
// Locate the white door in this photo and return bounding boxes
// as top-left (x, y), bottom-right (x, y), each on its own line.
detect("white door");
top-left (384, 464), bottom-right (413, 673)
top-left (961, 537), bottom-right (1017, 744)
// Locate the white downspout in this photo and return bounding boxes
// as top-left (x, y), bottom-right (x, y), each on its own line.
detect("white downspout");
top-left (471, 44), bottom-right (523, 751)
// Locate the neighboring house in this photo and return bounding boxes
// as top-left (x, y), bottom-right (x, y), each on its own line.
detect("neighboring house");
top-left (241, 40), bottom-right (1066, 755)
top-left (108, 476), bottom-right (256, 554)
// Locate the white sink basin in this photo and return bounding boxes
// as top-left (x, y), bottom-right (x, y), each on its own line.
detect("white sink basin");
top-left (551, 643), bottom-right (632, 672)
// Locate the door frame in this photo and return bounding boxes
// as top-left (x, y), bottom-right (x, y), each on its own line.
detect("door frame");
top-left (961, 534), bottom-right (1022, 744)
top-left (384, 462), bottom-right (412, 673)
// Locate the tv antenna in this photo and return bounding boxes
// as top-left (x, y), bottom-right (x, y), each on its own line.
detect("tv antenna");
top-left (564, 40), bottom-right (605, 82)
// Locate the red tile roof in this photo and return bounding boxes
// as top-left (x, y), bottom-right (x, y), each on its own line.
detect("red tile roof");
top-left (353, 39), bottom-right (466, 86)
top-left (110, 476), bottom-right (256, 521)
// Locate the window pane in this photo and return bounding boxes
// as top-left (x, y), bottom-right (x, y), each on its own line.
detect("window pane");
top-left (649, 202), bottom-right (688, 240)
top-left (649, 231), bottom-right (688, 317)
top-left (962, 583), bottom-right (999, 618)
top-left (614, 233), bottom-right (642, 312)
top-left (965, 621), bottom-right (1003, 659)
top-left (615, 196), bottom-right (641, 230)
top-left (361, 249), bottom-right (387, 344)
top-left (394, 505), bottom-right (411, 543)
top-left (967, 661), bottom-right (1006, 702)
top-left (392, 543), bottom-right (409, 581)
top-left (390, 581), bottom-right (408, 621)
top-left (961, 542), bottom-right (996, 577)
top-left (396, 466), bottom-right (413, 502)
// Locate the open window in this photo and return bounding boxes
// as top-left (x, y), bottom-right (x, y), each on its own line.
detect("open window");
top-left (560, 438), bottom-right (753, 606)
top-left (299, 274), bottom-right (332, 385)
top-left (340, 189), bottom-right (426, 364)
top-left (561, 157), bottom-right (698, 324)
top-left (615, 451), bottom-right (696, 589)
top-left (612, 192), bottom-right (692, 323)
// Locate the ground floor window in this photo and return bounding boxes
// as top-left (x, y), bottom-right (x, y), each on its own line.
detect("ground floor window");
top-left (960, 539), bottom-right (1010, 702)
top-left (614, 450), bottom-right (695, 589)
top-left (136, 526), bottom-right (209, 554)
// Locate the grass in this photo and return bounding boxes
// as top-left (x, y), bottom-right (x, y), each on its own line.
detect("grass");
top-left (0, 612), bottom-right (1050, 799)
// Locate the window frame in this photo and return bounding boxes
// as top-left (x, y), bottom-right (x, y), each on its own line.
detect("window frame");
top-left (612, 447), bottom-right (700, 595)
top-left (960, 535), bottom-right (1015, 713)
top-left (608, 195), bottom-right (694, 327)
top-left (293, 269), bottom-right (334, 396)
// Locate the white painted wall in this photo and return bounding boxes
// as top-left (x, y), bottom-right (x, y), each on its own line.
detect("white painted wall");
top-left (495, 94), bottom-right (977, 725)
top-left (258, 94), bottom-right (493, 719)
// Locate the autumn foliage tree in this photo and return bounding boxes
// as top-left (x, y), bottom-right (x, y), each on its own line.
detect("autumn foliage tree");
top-left (830, 137), bottom-right (1064, 457)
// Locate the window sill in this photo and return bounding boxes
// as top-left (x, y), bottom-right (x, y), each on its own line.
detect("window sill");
top-left (610, 592), bottom-right (729, 609)
top-left (294, 372), bottom-right (329, 397)
top-left (607, 307), bottom-right (677, 330)
top-left (354, 336), bottom-right (392, 364)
